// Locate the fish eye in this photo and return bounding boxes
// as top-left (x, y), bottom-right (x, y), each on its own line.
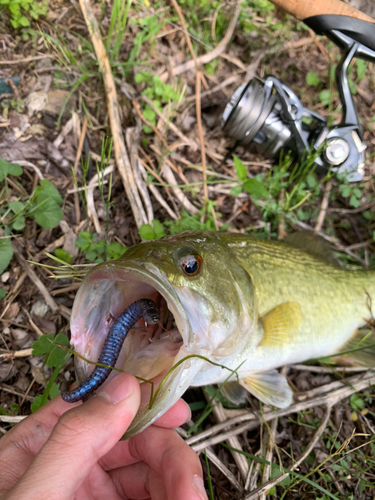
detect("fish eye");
top-left (180, 254), bottom-right (203, 276)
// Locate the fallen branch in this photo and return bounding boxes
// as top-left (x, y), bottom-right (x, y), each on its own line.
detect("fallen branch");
top-left (79, 0), bottom-right (146, 228)
top-left (244, 405), bottom-right (332, 499)
top-left (188, 371), bottom-right (375, 451)
top-left (160, 0), bottom-right (242, 82)
top-left (0, 348), bottom-right (33, 359)
top-left (13, 243), bottom-right (60, 314)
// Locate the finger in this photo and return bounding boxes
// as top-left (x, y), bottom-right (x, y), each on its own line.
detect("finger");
top-left (0, 394), bottom-right (81, 494)
top-left (7, 373), bottom-right (140, 499)
top-left (111, 464), bottom-right (168, 500)
top-left (110, 461), bottom-right (150, 498)
top-left (152, 398), bottom-right (191, 428)
top-left (102, 426), bottom-right (207, 500)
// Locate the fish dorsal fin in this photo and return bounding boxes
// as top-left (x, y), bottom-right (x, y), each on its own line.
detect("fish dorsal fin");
top-left (283, 230), bottom-right (338, 266)
top-left (329, 328), bottom-right (375, 367)
top-left (220, 381), bottom-right (248, 406)
top-left (259, 302), bottom-right (302, 348)
top-left (240, 370), bottom-right (293, 408)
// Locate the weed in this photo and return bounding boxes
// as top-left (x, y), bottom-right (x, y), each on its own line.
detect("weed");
top-left (231, 155), bottom-right (268, 199)
top-left (138, 219), bottom-right (166, 240)
top-left (75, 231), bottom-right (127, 263)
top-left (106, 0), bottom-right (132, 64)
top-left (31, 333), bottom-right (71, 411)
top-left (54, 248), bottom-right (73, 264)
top-left (165, 205), bottom-right (227, 233)
top-left (0, 158), bottom-right (64, 276)
top-left (230, 154), bottom-right (329, 238)
top-left (1, 0), bottom-right (47, 29)
top-left (135, 70), bottom-right (185, 133)
top-left (336, 173), bottom-right (362, 208)
top-left (128, 14), bottom-right (170, 70)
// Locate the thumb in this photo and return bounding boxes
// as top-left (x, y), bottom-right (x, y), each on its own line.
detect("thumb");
top-left (12, 373), bottom-right (140, 498)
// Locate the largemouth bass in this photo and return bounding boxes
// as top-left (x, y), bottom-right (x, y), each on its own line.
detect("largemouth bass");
top-left (70, 231), bottom-right (375, 438)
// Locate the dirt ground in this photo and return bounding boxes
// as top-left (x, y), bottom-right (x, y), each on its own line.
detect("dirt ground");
top-left (1, 0), bottom-right (375, 498)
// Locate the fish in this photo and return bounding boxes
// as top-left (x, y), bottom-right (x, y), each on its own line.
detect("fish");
top-left (69, 230), bottom-right (375, 438)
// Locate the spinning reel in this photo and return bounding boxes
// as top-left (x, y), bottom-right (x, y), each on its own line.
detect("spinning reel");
top-left (222, 12), bottom-right (375, 182)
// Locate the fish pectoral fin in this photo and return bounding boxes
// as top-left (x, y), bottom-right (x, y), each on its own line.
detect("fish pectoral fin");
top-left (240, 370), bottom-right (293, 408)
top-left (220, 381), bottom-right (248, 406)
top-left (259, 302), bottom-right (302, 348)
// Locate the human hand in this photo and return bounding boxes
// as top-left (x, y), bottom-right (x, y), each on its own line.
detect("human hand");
top-left (0, 373), bottom-right (207, 500)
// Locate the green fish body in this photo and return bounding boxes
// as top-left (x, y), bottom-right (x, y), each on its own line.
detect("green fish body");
top-left (70, 231), bottom-right (375, 436)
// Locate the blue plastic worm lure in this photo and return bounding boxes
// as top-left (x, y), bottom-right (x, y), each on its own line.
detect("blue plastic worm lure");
top-left (61, 299), bottom-right (160, 403)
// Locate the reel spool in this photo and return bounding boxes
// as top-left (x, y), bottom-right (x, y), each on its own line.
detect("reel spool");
top-left (222, 16), bottom-right (375, 182)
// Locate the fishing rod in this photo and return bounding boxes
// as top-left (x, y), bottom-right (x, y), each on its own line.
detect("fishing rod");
top-left (222, 0), bottom-right (375, 181)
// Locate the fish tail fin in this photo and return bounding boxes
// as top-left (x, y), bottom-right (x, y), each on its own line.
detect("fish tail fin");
top-left (329, 328), bottom-right (375, 367)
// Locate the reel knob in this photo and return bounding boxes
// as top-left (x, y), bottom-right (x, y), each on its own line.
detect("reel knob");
top-left (323, 138), bottom-right (350, 166)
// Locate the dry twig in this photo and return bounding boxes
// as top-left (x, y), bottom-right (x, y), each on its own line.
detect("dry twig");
top-left (79, 0), bottom-right (146, 228)
top-left (244, 405), bottom-right (332, 499)
top-left (12, 243), bottom-right (60, 314)
top-left (188, 371), bottom-right (375, 451)
top-left (203, 389), bottom-right (249, 483)
top-left (315, 179), bottom-right (332, 232)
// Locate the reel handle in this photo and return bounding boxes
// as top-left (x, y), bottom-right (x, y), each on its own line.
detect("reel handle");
top-left (269, 0), bottom-right (374, 23)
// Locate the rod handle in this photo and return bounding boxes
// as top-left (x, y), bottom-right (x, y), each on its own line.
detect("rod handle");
top-left (270, 0), bottom-right (374, 23)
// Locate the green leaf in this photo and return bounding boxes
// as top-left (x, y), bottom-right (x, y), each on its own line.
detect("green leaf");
top-left (340, 186), bottom-right (350, 198)
top-left (230, 185), bottom-right (243, 197)
top-left (35, 179), bottom-right (63, 204)
top-left (349, 195), bottom-right (360, 208)
top-left (78, 231), bottom-right (92, 241)
top-left (350, 393), bottom-right (364, 410)
top-left (31, 395), bottom-right (43, 412)
top-left (49, 382), bottom-right (61, 399)
top-left (0, 237), bottom-right (13, 275)
top-left (32, 334), bottom-right (55, 357)
top-left (0, 288), bottom-right (6, 300)
top-left (10, 403), bottom-right (19, 415)
top-left (46, 347), bottom-right (66, 368)
top-left (233, 156), bottom-right (247, 181)
top-left (243, 178), bottom-right (268, 200)
top-left (0, 158), bottom-right (23, 181)
top-left (143, 125), bottom-right (153, 134)
top-left (0, 406), bottom-right (9, 416)
top-left (107, 241), bottom-right (127, 260)
top-left (143, 106), bottom-right (156, 123)
top-left (151, 219), bottom-right (166, 238)
top-left (12, 216), bottom-right (25, 231)
top-left (18, 15), bottom-right (30, 26)
top-left (271, 463), bottom-right (291, 486)
top-left (356, 59), bottom-right (367, 80)
top-left (9, 201), bottom-right (24, 213)
top-left (306, 72), bottom-right (320, 86)
top-left (54, 248), bottom-right (73, 263)
top-left (46, 333), bottom-right (70, 368)
top-left (306, 175), bottom-right (317, 188)
top-left (319, 90), bottom-right (331, 106)
top-left (85, 250), bottom-right (97, 261)
top-left (33, 198), bottom-right (64, 229)
top-left (139, 223), bottom-right (156, 240)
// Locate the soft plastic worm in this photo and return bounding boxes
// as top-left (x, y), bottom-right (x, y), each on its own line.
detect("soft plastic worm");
top-left (61, 299), bottom-right (160, 403)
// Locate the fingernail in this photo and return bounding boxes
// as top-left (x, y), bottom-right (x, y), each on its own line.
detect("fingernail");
top-left (97, 374), bottom-right (134, 404)
top-left (192, 475), bottom-right (208, 500)
top-left (184, 401), bottom-right (192, 423)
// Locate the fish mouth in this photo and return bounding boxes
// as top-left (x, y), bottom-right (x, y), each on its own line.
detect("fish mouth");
top-left (70, 260), bottom-right (204, 438)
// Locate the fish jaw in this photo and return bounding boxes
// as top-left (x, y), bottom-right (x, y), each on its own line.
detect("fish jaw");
top-left (70, 259), bottom-right (204, 438)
